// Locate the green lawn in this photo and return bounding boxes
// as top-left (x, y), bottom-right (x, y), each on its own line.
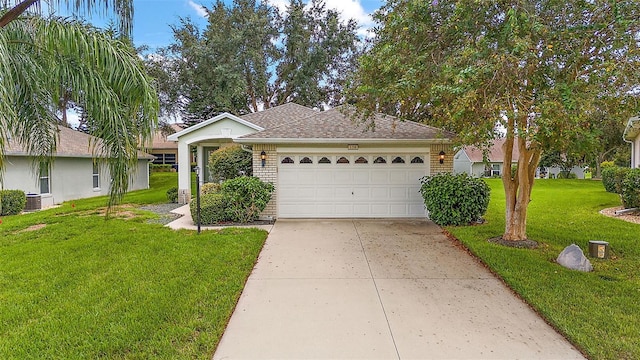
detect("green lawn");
top-left (0, 173), bottom-right (267, 359)
top-left (448, 179), bottom-right (640, 360)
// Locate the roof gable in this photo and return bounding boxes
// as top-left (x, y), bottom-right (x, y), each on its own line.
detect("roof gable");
top-left (237, 107), bottom-right (454, 143)
top-left (167, 113), bottom-right (263, 141)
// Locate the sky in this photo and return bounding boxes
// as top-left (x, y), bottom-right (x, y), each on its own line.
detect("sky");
top-left (78, 0), bottom-right (384, 51)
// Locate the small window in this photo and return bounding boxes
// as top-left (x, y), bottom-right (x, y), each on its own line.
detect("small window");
top-left (318, 157), bottom-right (331, 164)
top-left (411, 156), bottom-right (424, 164)
top-left (39, 165), bottom-right (50, 194)
top-left (355, 156), bottom-right (368, 164)
top-left (373, 156), bottom-right (386, 164)
top-left (163, 153), bottom-right (176, 165)
top-left (337, 156), bottom-right (350, 164)
top-left (92, 163), bottom-right (100, 189)
top-left (300, 157), bottom-right (313, 164)
top-left (281, 157), bottom-right (294, 164)
top-left (491, 164), bottom-right (500, 176)
top-left (392, 156), bottom-right (406, 164)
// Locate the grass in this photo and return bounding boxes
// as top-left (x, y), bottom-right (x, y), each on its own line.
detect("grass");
top-left (447, 179), bottom-right (640, 360)
top-left (0, 172), bottom-right (267, 359)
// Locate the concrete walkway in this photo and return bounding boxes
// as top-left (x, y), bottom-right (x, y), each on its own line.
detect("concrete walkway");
top-left (213, 219), bottom-right (585, 360)
top-left (165, 205), bottom-right (274, 232)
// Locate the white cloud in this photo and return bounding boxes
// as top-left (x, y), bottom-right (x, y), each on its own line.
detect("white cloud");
top-left (267, 0), bottom-right (374, 35)
top-left (187, 0), bottom-right (208, 18)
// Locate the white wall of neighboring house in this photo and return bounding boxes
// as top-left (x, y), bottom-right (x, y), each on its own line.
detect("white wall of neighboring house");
top-left (2, 156), bottom-right (150, 208)
top-left (632, 136), bottom-right (640, 168)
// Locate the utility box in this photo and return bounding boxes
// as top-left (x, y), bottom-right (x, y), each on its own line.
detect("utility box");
top-left (588, 240), bottom-right (609, 259)
top-left (25, 194), bottom-right (42, 211)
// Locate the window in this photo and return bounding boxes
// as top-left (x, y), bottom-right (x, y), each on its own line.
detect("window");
top-left (355, 156), bottom-right (368, 164)
top-left (491, 164), bottom-right (501, 176)
top-left (92, 163), bottom-right (100, 189)
top-left (373, 156), bottom-right (386, 164)
top-left (39, 165), bottom-right (50, 194)
top-left (318, 157), bottom-right (331, 164)
top-left (337, 156), bottom-right (350, 164)
top-left (300, 157), bottom-right (313, 164)
top-left (151, 153), bottom-right (164, 164)
top-left (281, 157), bottom-right (294, 164)
top-left (163, 153), bottom-right (176, 164)
top-left (392, 156), bottom-right (405, 164)
top-left (411, 156), bottom-right (424, 164)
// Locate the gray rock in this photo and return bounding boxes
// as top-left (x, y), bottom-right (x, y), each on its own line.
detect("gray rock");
top-left (557, 244), bottom-right (593, 272)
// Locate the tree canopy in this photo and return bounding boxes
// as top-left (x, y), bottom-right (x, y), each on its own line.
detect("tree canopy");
top-left (144, 0), bottom-right (361, 124)
top-left (348, 0), bottom-right (640, 241)
top-left (0, 8), bottom-right (158, 206)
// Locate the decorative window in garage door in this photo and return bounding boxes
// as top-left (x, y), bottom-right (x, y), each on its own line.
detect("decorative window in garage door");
top-left (411, 156), bottom-right (424, 164)
top-left (374, 156), bottom-right (386, 164)
top-left (300, 156), bottom-right (313, 164)
top-left (355, 156), bottom-right (368, 164)
top-left (281, 157), bottom-right (294, 164)
top-left (318, 156), bottom-right (331, 164)
top-left (392, 156), bottom-right (406, 163)
top-left (337, 156), bottom-right (350, 164)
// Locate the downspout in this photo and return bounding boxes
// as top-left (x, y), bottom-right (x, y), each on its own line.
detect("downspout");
top-left (623, 137), bottom-right (634, 168)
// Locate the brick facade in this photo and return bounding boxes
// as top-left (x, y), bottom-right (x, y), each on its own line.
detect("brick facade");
top-left (253, 144), bottom-right (278, 219)
top-left (430, 143), bottom-right (454, 175)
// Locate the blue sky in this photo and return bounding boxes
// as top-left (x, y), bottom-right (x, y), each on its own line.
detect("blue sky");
top-left (78, 0), bottom-right (384, 51)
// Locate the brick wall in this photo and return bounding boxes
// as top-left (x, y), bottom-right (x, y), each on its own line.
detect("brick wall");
top-left (253, 144), bottom-right (277, 219)
top-left (430, 143), bottom-right (454, 175)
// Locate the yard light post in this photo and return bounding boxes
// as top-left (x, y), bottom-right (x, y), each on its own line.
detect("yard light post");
top-left (195, 166), bottom-right (201, 234)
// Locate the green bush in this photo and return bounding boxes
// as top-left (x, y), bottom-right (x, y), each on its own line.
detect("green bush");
top-left (222, 177), bottom-right (274, 223)
top-left (602, 166), bottom-right (630, 194)
top-left (0, 190), bottom-right (27, 215)
top-left (621, 169), bottom-right (640, 209)
top-left (166, 187), bottom-right (178, 203)
top-left (201, 183), bottom-right (221, 195)
top-left (208, 145), bottom-right (252, 182)
top-left (190, 176), bottom-right (274, 224)
top-left (190, 193), bottom-right (231, 224)
top-left (557, 171), bottom-right (577, 179)
top-left (419, 173), bottom-right (490, 226)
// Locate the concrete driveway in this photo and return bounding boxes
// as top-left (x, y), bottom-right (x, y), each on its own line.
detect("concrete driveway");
top-left (213, 219), bottom-right (585, 360)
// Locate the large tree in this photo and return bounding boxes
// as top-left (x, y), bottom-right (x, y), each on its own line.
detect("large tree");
top-left (146, 0), bottom-right (360, 123)
top-left (1, 2), bottom-right (159, 206)
top-left (348, 0), bottom-right (640, 241)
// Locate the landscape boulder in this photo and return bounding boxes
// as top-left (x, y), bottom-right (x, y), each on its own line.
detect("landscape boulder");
top-left (557, 244), bottom-right (593, 272)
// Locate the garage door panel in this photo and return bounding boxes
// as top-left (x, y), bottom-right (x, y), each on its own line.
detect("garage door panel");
top-left (278, 153), bottom-right (429, 218)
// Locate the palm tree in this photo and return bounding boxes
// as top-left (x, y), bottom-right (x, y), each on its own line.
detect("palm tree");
top-left (0, 6), bottom-right (159, 207)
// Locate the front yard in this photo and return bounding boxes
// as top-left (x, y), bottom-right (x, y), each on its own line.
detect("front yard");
top-left (449, 179), bottom-right (640, 360)
top-left (0, 173), bottom-right (267, 359)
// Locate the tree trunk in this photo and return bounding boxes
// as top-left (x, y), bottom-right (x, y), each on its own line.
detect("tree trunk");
top-left (0, 0), bottom-right (38, 28)
top-left (501, 136), bottom-right (541, 241)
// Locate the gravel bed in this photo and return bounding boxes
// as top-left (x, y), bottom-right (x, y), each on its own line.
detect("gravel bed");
top-left (139, 203), bottom-right (184, 225)
top-left (600, 206), bottom-right (640, 224)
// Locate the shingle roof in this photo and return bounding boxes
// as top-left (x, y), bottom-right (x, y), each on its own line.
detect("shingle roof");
top-left (462, 138), bottom-right (520, 163)
top-left (151, 123), bottom-right (185, 149)
top-left (6, 126), bottom-right (153, 159)
top-left (239, 102), bottom-right (318, 129)
top-left (237, 107), bottom-right (454, 142)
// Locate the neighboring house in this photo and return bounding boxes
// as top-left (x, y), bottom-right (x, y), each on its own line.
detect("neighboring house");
top-left (168, 103), bottom-right (455, 219)
top-left (3, 126), bottom-right (153, 209)
top-left (454, 138), bottom-right (519, 178)
top-left (624, 116), bottom-right (640, 168)
top-left (454, 138), bottom-right (585, 179)
top-left (148, 123), bottom-right (186, 167)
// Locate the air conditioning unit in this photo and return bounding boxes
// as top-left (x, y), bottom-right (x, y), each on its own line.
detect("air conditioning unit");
top-left (25, 194), bottom-right (42, 211)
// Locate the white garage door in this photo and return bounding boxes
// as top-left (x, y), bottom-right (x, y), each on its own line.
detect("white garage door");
top-left (278, 154), bottom-right (429, 218)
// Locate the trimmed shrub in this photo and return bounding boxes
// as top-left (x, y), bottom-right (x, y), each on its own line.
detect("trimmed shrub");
top-left (221, 176), bottom-right (274, 223)
top-left (191, 193), bottom-right (231, 224)
top-left (190, 176), bottom-right (274, 224)
top-left (0, 190), bottom-right (27, 215)
top-left (621, 169), bottom-right (640, 209)
top-left (166, 187), bottom-right (178, 203)
top-left (602, 166), bottom-right (630, 194)
top-left (419, 173), bottom-right (490, 226)
top-left (557, 171), bottom-right (577, 179)
top-left (201, 182), bottom-right (221, 195)
top-left (208, 145), bottom-right (252, 182)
